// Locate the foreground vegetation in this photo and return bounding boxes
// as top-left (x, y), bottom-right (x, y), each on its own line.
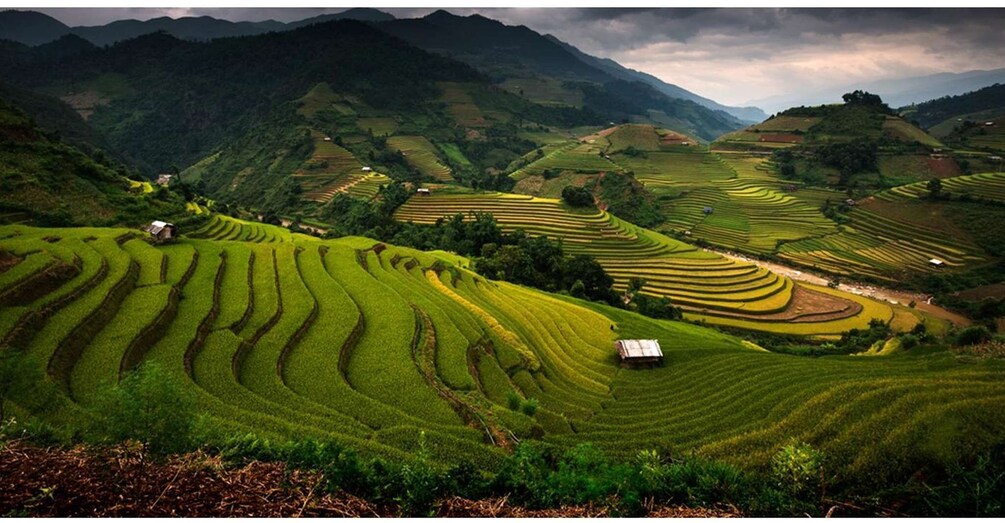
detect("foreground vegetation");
top-left (1, 221), bottom-right (1003, 516)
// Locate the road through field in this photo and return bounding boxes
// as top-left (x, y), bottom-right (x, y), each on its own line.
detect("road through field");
top-left (706, 247), bottom-right (972, 327)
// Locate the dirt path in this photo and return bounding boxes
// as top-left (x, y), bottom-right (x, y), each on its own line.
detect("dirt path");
top-left (705, 247), bottom-right (971, 327)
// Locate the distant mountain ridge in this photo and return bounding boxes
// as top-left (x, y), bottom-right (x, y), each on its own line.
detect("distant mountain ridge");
top-left (0, 8), bottom-right (759, 127)
top-left (747, 68), bottom-right (1005, 114)
top-left (0, 8), bottom-right (395, 47)
top-left (542, 34), bottom-right (766, 123)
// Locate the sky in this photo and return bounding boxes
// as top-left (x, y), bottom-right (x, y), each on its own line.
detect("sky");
top-left (32, 7), bottom-right (1005, 107)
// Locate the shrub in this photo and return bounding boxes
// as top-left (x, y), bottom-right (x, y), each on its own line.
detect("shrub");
top-left (520, 398), bottom-right (539, 416)
top-left (771, 440), bottom-right (823, 498)
top-left (956, 325), bottom-right (993, 346)
top-left (561, 185), bottom-right (594, 208)
top-left (91, 362), bottom-right (198, 456)
top-left (506, 390), bottom-right (522, 411)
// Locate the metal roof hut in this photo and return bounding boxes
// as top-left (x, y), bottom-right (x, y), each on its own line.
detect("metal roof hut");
top-left (145, 220), bottom-right (176, 242)
top-left (615, 339), bottom-right (663, 367)
top-left (928, 258), bottom-right (946, 268)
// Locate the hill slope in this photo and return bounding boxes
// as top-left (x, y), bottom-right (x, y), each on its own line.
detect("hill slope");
top-left (0, 86), bottom-right (188, 226)
top-left (3, 221), bottom-right (1003, 483)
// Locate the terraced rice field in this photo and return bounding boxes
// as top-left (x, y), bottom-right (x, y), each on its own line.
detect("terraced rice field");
top-left (878, 172), bottom-right (1005, 203)
top-left (3, 223), bottom-right (1002, 479)
top-left (188, 215), bottom-right (308, 243)
top-left (614, 143), bottom-right (837, 255)
top-left (356, 117), bottom-right (399, 137)
top-left (296, 131), bottom-right (365, 202)
top-left (393, 192), bottom-right (904, 335)
top-left (778, 206), bottom-right (988, 280)
top-left (883, 117), bottom-right (943, 148)
top-left (387, 136), bottom-right (453, 182)
top-left (438, 82), bottom-right (487, 128)
top-left (509, 141), bottom-right (623, 180)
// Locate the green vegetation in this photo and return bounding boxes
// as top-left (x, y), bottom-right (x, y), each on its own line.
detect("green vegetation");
top-left (1, 222), bottom-right (1003, 516)
top-left (392, 190), bottom-right (907, 335)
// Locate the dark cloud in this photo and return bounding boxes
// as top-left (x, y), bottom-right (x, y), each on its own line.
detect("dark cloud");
top-left (32, 7), bottom-right (1005, 106)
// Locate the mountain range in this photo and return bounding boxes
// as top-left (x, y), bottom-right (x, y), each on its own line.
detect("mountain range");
top-left (0, 8), bottom-right (761, 123)
top-left (747, 68), bottom-right (1005, 114)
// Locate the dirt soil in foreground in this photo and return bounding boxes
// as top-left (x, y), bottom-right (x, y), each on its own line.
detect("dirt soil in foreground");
top-left (0, 440), bottom-right (740, 517)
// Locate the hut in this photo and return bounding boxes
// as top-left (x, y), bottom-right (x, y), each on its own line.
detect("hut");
top-left (928, 258), bottom-right (946, 268)
top-left (417, 188), bottom-right (431, 196)
top-left (615, 339), bottom-right (663, 367)
top-left (703, 206), bottom-right (714, 215)
top-left (361, 166), bottom-right (373, 172)
top-left (145, 220), bottom-right (176, 242)
top-left (155, 174), bottom-right (173, 186)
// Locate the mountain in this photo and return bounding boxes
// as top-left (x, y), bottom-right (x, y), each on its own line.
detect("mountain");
top-left (379, 11), bottom-right (609, 83)
top-left (0, 81), bottom-right (188, 226)
top-left (0, 9), bottom-right (750, 139)
top-left (543, 34), bottom-right (767, 123)
top-left (0, 8), bottom-right (397, 47)
top-left (901, 83), bottom-right (1005, 131)
top-left (70, 16), bottom-right (284, 47)
top-left (748, 68), bottom-right (1005, 114)
top-left (0, 20), bottom-right (484, 173)
top-left (0, 10), bottom-right (69, 46)
top-left (376, 10), bottom-right (745, 140)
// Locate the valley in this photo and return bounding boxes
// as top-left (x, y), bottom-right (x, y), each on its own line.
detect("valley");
top-left (1, 7), bottom-right (1005, 517)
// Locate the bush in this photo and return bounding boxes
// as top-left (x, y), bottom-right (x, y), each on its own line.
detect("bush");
top-left (561, 185), bottom-right (595, 208)
top-left (506, 391), bottom-right (522, 411)
top-left (956, 325), bottom-right (993, 346)
top-left (92, 362), bottom-right (198, 456)
top-left (771, 440), bottom-right (823, 498)
top-left (520, 398), bottom-right (539, 416)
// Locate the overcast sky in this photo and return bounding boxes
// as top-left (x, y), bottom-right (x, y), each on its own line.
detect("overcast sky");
top-left (33, 7), bottom-right (1005, 107)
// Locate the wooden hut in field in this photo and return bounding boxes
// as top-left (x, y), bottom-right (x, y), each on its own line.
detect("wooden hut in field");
top-left (615, 339), bottom-right (663, 367)
top-left (145, 220), bottom-right (176, 242)
top-left (416, 188), bottom-right (431, 196)
top-left (928, 258), bottom-right (946, 268)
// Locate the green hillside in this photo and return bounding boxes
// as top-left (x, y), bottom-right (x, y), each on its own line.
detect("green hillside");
top-left (3, 221), bottom-right (1003, 488)
top-left (0, 91), bottom-right (189, 227)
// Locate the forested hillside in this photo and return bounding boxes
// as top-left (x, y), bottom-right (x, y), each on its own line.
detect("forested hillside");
top-left (0, 85), bottom-right (189, 226)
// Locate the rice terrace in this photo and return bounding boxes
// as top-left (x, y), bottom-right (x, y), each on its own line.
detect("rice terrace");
top-left (1, 5), bottom-right (1005, 519)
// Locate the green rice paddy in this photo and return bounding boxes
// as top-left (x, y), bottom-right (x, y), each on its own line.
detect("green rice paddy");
top-left (3, 222), bottom-right (1003, 481)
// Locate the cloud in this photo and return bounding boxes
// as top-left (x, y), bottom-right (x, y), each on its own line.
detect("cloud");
top-left (34, 7), bottom-right (1005, 106)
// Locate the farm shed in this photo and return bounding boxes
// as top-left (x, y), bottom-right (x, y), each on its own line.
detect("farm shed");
top-left (145, 221), bottom-right (176, 242)
top-left (928, 258), bottom-right (946, 268)
top-left (416, 188), bottom-right (431, 196)
top-left (615, 339), bottom-right (663, 367)
top-left (155, 174), bottom-right (173, 186)
top-left (361, 166), bottom-right (373, 172)
top-left (703, 206), bottom-right (714, 215)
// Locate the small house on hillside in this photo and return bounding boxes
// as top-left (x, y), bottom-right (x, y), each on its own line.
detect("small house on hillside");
top-left (323, 136), bottom-right (332, 142)
top-left (844, 198), bottom-right (857, 206)
top-left (155, 174), bottom-right (173, 186)
top-left (362, 166), bottom-right (373, 172)
top-left (929, 258), bottom-right (946, 268)
top-left (145, 221), bottom-right (176, 242)
top-left (615, 339), bottom-right (663, 367)
top-left (703, 206), bottom-right (714, 215)
top-left (416, 188), bottom-right (431, 196)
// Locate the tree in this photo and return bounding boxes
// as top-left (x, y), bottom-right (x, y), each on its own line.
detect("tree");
top-left (928, 177), bottom-right (943, 199)
top-left (561, 185), bottom-right (595, 208)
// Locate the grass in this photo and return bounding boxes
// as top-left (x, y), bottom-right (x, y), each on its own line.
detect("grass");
top-left (3, 222), bottom-right (1003, 483)
top-left (387, 136), bottom-right (453, 182)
